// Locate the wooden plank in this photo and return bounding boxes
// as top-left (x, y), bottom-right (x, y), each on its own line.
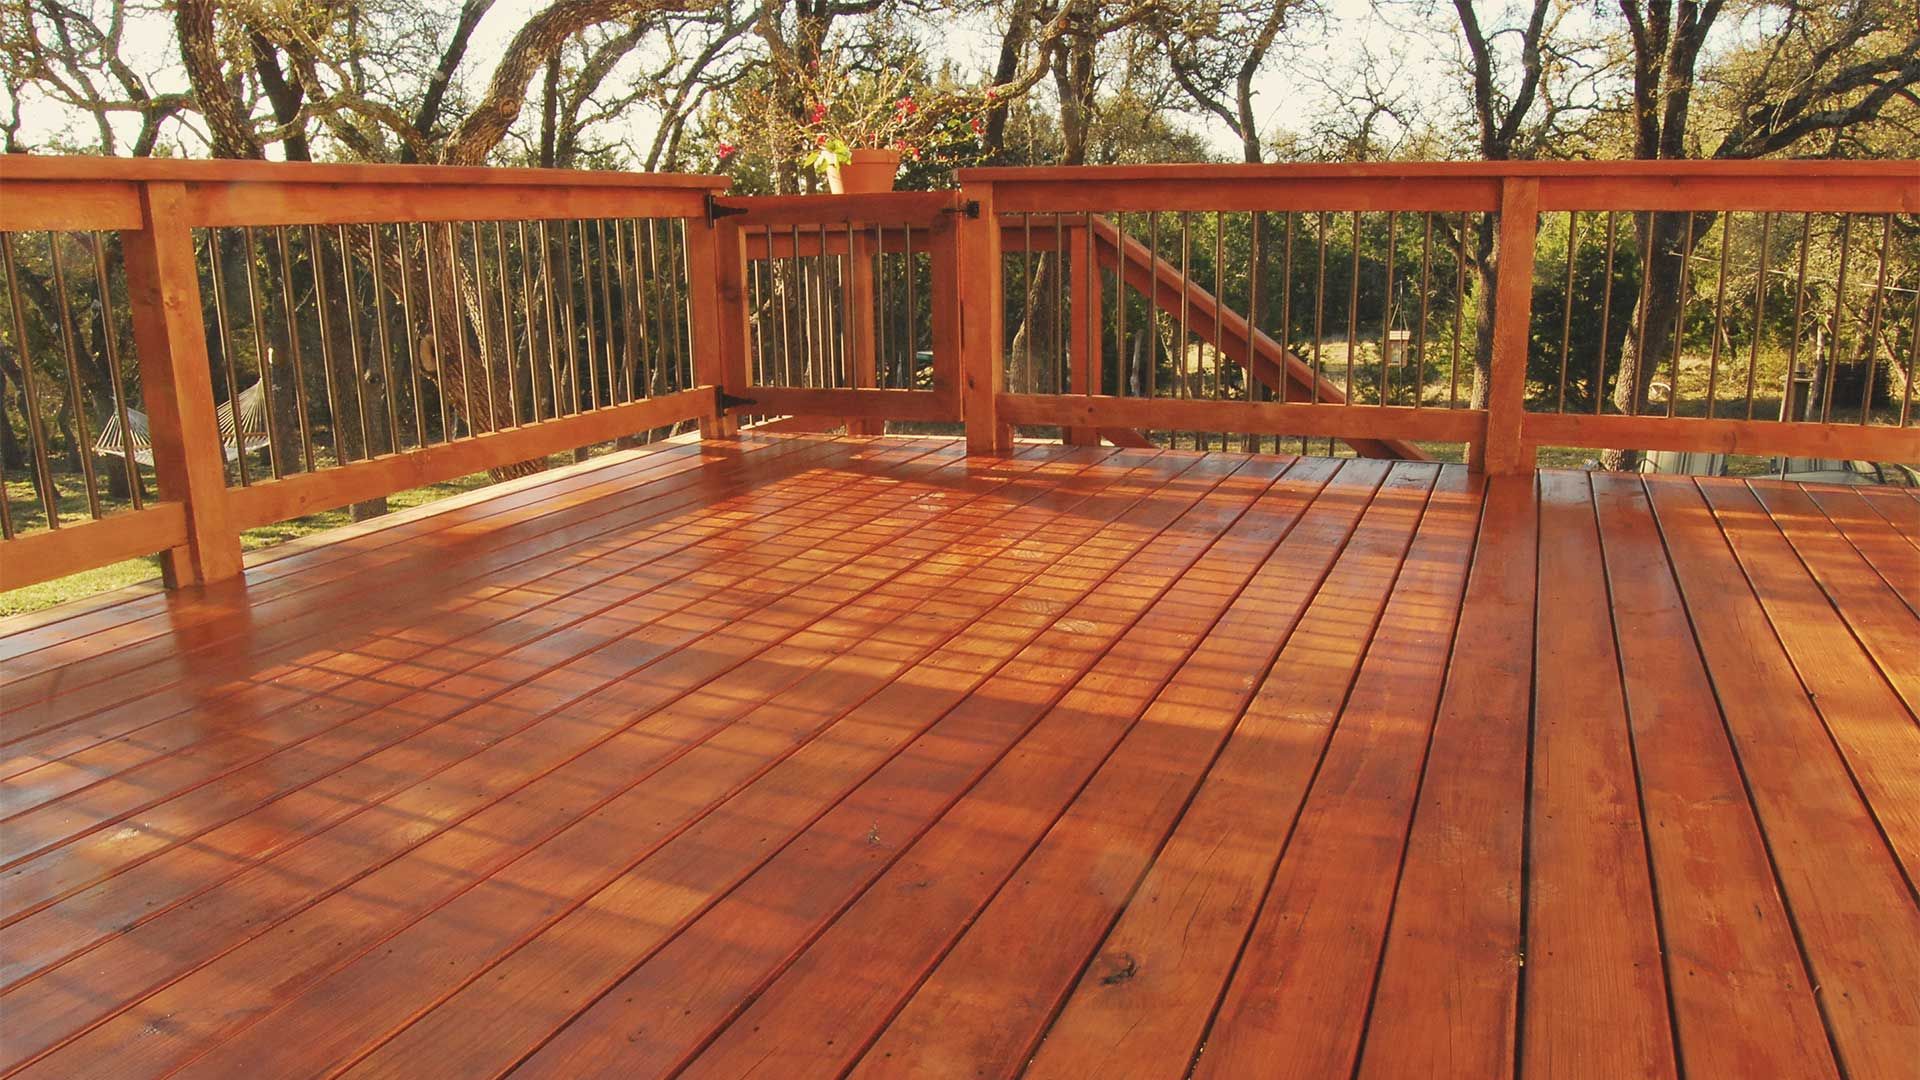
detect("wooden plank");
top-left (1537, 174), bottom-right (1918, 214)
top-left (731, 386), bottom-right (956, 423)
top-left (2, 444), bottom-right (1084, 1076)
top-left (1803, 485), bottom-right (1920, 616)
top-left (0, 446), bottom-right (955, 996)
top-left (1523, 412), bottom-right (1920, 463)
top-left (1066, 223), bottom-right (1101, 446)
top-left (682, 455), bottom-right (1345, 1079)
top-left (1519, 470), bottom-right (1676, 1076)
top-left (119, 181), bottom-right (243, 586)
top-left (1480, 179), bottom-right (1538, 474)
top-left (848, 460), bottom-right (1400, 1079)
top-left (1001, 392), bottom-right (1484, 444)
top-left (1591, 472), bottom-right (1839, 1079)
top-left (1354, 473), bottom-right (1537, 1080)
top-left (0, 154), bottom-right (727, 189)
top-left (1855, 486), bottom-right (1920, 548)
top-left (1698, 478), bottom-right (1920, 882)
top-left (989, 177), bottom-right (1504, 214)
top-left (180, 183), bottom-right (711, 227)
top-left (0, 440), bottom-right (778, 725)
top-left (958, 160), bottom-right (1920, 184)
top-left (0, 180), bottom-right (143, 231)
top-left (0, 447), bottom-right (877, 898)
top-left (1031, 464), bottom-right (1452, 1080)
top-left (1746, 480), bottom-right (1920, 717)
top-left (712, 220), bottom-right (753, 425)
top-left (344, 456), bottom-right (1248, 1080)
top-left (224, 389), bottom-right (716, 528)
top-left (960, 184), bottom-right (1008, 454)
top-left (712, 191), bottom-right (957, 228)
top-left (0, 504), bottom-right (188, 592)
top-left (1645, 475), bottom-right (1920, 1079)
top-left (60, 448), bottom-right (1139, 1079)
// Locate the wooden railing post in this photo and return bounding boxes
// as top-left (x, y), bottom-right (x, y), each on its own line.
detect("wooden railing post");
top-left (683, 208), bottom-right (738, 438)
top-left (1478, 177), bottom-right (1540, 474)
top-left (712, 216), bottom-right (751, 434)
top-left (120, 180), bottom-right (244, 588)
top-left (844, 226), bottom-right (883, 435)
top-left (958, 183), bottom-right (1009, 454)
top-left (1066, 222), bottom-right (1101, 446)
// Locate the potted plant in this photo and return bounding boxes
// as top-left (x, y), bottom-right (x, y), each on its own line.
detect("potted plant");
top-left (793, 52), bottom-right (983, 193)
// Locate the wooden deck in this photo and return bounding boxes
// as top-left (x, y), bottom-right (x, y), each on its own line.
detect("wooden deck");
top-left (1, 433), bottom-right (1915, 1080)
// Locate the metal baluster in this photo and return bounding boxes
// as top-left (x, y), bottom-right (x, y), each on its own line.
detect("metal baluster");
top-left (1667, 212), bottom-right (1695, 419)
top-left (336, 225), bottom-right (374, 451)
top-left (1415, 214), bottom-right (1432, 410)
top-left (395, 224), bottom-right (428, 446)
top-left (368, 225), bottom-right (403, 448)
top-left (1450, 212), bottom-right (1467, 410)
top-left (201, 230), bottom-right (246, 488)
top-left (1382, 210), bottom-right (1397, 407)
top-left (1784, 213), bottom-right (1812, 422)
top-left (1744, 214), bottom-right (1769, 421)
top-left (1556, 212), bottom-right (1577, 413)
top-left (274, 226), bottom-right (318, 466)
top-left (1821, 213), bottom-right (1853, 423)
top-left (493, 221), bottom-right (522, 423)
top-left (1704, 213), bottom-right (1732, 419)
top-left (1859, 214), bottom-right (1892, 426)
top-left (308, 225), bottom-right (351, 461)
top-left (1315, 211), bottom-right (1329, 405)
top-left (50, 232), bottom-right (105, 509)
top-left (1630, 213), bottom-right (1653, 417)
top-left (1347, 210), bottom-right (1360, 406)
top-left (94, 232), bottom-right (149, 500)
top-left (1, 233), bottom-right (59, 526)
top-left (1595, 212), bottom-right (1618, 416)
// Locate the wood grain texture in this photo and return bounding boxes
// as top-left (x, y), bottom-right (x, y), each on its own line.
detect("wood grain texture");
top-left (1, 437), bottom-right (1911, 1080)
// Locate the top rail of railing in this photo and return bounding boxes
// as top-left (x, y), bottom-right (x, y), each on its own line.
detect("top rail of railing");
top-left (0, 156), bottom-right (731, 231)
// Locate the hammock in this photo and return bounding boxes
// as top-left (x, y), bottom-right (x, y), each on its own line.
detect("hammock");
top-left (95, 378), bottom-right (271, 466)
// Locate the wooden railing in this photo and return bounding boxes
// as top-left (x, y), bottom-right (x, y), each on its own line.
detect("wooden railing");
top-left (2, 157), bottom-right (1914, 596)
top-left (0, 157), bottom-right (728, 592)
top-left (959, 161), bottom-right (1920, 471)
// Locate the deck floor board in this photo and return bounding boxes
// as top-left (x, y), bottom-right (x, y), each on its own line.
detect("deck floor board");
top-left (1, 434), bottom-right (1913, 1080)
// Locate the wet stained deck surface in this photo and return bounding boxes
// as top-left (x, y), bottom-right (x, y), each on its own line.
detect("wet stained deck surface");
top-left (1, 433), bottom-right (1916, 1080)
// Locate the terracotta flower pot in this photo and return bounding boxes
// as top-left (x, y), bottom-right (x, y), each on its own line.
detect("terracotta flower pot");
top-left (827, 148), bottom-right (903, 194)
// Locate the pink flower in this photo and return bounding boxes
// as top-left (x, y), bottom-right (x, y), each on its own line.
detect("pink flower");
top-left (716, 142), bottom-right (736, 160)
top-left (809, 102), bottom-right (828, 125)
top-left (985, 88), bottom-right (998, 103)
top-left (969, 116), bottom-right (983, 134)
top-left (895, 97), bottom-right (917, 116)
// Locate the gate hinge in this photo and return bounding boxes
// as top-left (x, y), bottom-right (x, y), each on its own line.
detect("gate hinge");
top-left (716, 390), bottom-right (758, 412)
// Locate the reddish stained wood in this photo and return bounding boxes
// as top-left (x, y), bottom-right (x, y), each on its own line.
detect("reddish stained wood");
top-left (1520, 470), bottom-right (1676, 1077)
top-left (1354, 473), bottom-right (1537, 1080)
top-left (1743, 480), bottom-right (1920, 720)
top-left (1697, 478), bottom-right (1920, 884)
top-left (1032, 463), bottom-right (1453, 1080)
top-left (682, 455), bottom-right (1346, 1080)
top-left (427, 457), bottom-right (1251, 1080)
top-left (849, 460), bottom-right (1401, 1079)
top-left (1645, 475), bottom-right (1920, 1078)
top-left (1590, 472), bottom-right (1838, 1079)
top-left (1802, 486), bottom-right (1920, 617)
top-left (0, 504), bottom-right (189, 592)
top-left (0, 447), bottom-right (958, 994)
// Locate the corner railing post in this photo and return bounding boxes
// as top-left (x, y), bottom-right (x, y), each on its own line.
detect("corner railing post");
top-left (120, 180), bottom-right (244, 588)
top-left (845, 224), bottom-right (883, 435)
top-left (684, 203), bottom-right (738, 439)
top-left (1479, 176), bottom-right (1539, 474)
top-left (958, 182), bottom-right (1008, 454)
top-left (1066, 221), bottom-right (1101, 446)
